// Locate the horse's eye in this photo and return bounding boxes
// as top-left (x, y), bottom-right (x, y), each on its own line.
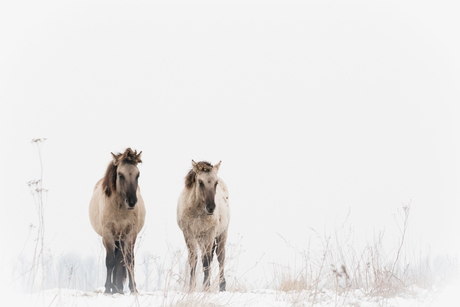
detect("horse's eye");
top-left (199, 180), bottom-right (204, 187)
top-left (119, 174), bottom-right (125, 180)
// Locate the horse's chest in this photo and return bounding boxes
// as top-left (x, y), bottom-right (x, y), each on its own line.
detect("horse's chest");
top-left (111, 220), bottom-right (134, 238)
top-left (187, 213), bottom-right (218, 234)
top-left (104, 212), bottom-right (137, 239)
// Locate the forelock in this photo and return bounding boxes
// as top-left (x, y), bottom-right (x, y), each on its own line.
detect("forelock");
top-left (118, 148), bottom-right (142, 165)
top-left (195, 161), bottom-right (213, 173)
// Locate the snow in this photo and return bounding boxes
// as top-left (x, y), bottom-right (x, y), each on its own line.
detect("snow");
top-left (4, 285), bottom-right (458, 307)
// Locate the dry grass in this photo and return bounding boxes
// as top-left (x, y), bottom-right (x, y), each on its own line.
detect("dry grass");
top-left (15, 198), bottom-right (458, 303)
top-left (270, 204), bottom-right (458, 305)
top-left (25, 138), bottom-right (48, 293)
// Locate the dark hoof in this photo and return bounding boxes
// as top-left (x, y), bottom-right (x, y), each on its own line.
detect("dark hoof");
top-left (104, 289), bottom-right (114, 296)
top-left (219, 281), bottom-right (226, 292)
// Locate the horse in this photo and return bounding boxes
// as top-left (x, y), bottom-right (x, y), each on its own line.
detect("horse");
top-left (177, 160), bottom-right (230, 292)
top-left (89, 148), bottom-right (145, 294)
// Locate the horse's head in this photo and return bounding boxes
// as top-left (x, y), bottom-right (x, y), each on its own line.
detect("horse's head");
top-left (187, 160), bottom-right (221, 215)
top-left (104, 148), bottom-right (142, 210)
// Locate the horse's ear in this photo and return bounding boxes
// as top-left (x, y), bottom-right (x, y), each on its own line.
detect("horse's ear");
top-left (192, 160), bottom-right (198, 172)
top-left (111, 152), bottom-right (119, 166)
top-left (136, 151), bottom-right (142, 163)
top-left (213, 161), bottom-right (222, 173)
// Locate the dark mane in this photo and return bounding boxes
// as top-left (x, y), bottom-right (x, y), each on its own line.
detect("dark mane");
top-left (185, 161), bottom-right (213, 189)
top-left (102, 162), bottom-right (117, 197)
top-left (102, 148), bottom-right (142, 197)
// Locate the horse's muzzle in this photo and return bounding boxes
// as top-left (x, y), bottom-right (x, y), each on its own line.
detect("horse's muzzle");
top-left (125, 198), bottom-right (137, 209)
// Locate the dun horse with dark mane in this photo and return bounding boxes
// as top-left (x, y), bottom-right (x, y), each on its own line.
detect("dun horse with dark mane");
top-left (89, 148), bottom-right (145, 294)
top-left (177, 160), bottom-right (230, 292)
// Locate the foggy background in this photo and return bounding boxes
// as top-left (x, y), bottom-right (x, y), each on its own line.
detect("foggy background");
top-left (1, 0), bottom-right (459, 290)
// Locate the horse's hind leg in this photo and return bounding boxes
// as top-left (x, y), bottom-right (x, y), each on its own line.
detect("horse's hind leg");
top-left (216, 229), bottom-right (228, 291)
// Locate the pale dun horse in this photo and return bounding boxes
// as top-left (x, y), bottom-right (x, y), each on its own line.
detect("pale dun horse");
top-left (177, 160), bottom-right (230, 292)
top-left (89, 148), bottom-right (145, 294)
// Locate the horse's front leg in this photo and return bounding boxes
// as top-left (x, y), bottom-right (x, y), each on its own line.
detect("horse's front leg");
top-left (103, 235), bottom-right (116, 294)
top-left (216, 229), bottom-right (228, 291)
top-left (200, 238), bottom-right (215, 291)
top-left (126, 235), bottom-right (137, 294)
top-left (183, 234), bottom-right (198, 292)
top-left (114, 240), bottom-right (125, 294)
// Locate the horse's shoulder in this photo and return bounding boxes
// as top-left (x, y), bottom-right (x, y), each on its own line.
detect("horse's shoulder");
top-left (94, 178), bottom-right (103, 190)
top-left (218, 177), bottom-right (228, 187)
top-left (178, 188), bottom-right (192, 206)
top-left (217, 178), bottom-right (229, 197)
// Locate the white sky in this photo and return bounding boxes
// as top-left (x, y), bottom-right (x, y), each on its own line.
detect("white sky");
top-left (1, 0), bottom-right (459, 284)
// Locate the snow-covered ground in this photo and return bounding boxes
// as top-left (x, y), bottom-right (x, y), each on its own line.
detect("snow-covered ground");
top-left (4, 284), bottom-right (458, 307)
